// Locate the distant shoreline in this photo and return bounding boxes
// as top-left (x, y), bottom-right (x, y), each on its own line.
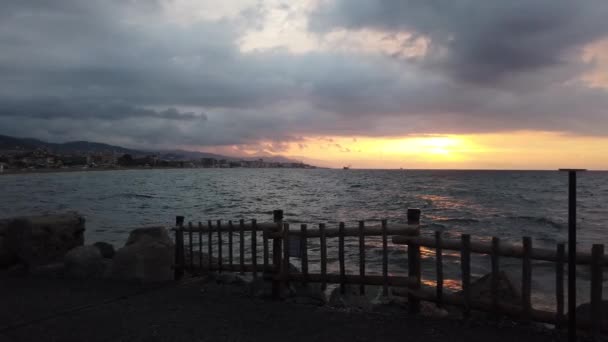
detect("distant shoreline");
top-left (0, 166), bottom-right (321, 176)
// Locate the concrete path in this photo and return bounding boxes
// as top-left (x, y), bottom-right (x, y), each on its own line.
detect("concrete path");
top-left (0, 276), bottom-right (559, 342)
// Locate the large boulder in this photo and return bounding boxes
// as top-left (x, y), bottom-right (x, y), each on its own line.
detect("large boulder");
top-left (108, 226), bottom-right (174, 282)
top-left (457, 271), bottom-right (521, 305)
top-left (64, 245), bottom-right (106, 279)
top-left (0, 212), bottom-right (85, 268)
top-left (93, 242), bottom-right (115, 259)
top-left (573, 301), bottom-right (608, 331)
top-left (328, 285), bottom-right (375, 311)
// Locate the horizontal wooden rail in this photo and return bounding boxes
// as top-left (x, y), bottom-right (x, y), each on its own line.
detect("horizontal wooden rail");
top-left (393, 236), bottom-right (608, 266)
top-left (268, 223), bottom-right (419, 238)
top-left (275, 273), bottom-right (418, 287)
top-left (173, 222), bottom-right (280, 233)
top-left (185, 263), bottom-right (276, 273)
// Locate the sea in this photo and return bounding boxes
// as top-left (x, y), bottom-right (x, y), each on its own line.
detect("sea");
top-left (1, 168), bottom-right (607, 310)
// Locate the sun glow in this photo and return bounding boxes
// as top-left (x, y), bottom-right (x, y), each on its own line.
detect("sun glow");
top-left (202, 131), bottom-right (608, 170)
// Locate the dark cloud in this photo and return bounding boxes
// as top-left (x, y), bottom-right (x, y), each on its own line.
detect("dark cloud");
top-left (311, 0), bottom-right (608, 84)
top-left (0, 0), bottom-right (608, 150)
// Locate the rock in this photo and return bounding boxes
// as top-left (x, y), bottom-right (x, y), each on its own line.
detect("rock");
top-left (30, 262), bottom-right (65, 278)
top-left (64, 245), bottom-right (106, 279)
top-left (456, 271), bottom-right (521, 305)
top-left (93, 242), bottom-right (115, 259)
top-left (215, 273), bottom-right (247, 286)
top-left (0, 212), bottom-right (85, 268)
top-left (248, 278), bottom-right (273, 298)
top-left (328, 285), bottom-right (374, 311)
top-left (108, 226), bottom-right (174, 282)
top-left (288, 282), bottom-right (327, 306)
top-left (0, 236), bottom-right (18, 268)
top-left (126, 226), bottom-right (172, 246)
top-left (573, 301), bottom-right (608, 331)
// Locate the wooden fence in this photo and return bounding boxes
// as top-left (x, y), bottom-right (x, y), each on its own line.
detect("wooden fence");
top-left (173, 209), bottom-right (606, 339)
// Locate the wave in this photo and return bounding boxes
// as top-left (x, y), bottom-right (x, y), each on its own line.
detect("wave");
top-left (104, 193), bottom-right (156, 200)
top-left (507, 215), bottom-right (564, 229)
top-left (434, 218), bottom-right (480, 224)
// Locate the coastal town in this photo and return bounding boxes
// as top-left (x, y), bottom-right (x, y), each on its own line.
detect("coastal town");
top-left (0, 143), bottom-right (315, 173)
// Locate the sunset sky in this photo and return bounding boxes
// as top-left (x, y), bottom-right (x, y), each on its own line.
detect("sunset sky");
top-left (2, 1), bottom-right (608, 169)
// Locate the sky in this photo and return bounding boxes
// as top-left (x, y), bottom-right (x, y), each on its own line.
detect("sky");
top-left (2, 0), bottom-right (608, 169)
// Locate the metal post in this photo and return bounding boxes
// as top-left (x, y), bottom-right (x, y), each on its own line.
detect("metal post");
top-left (559, 168), bottom-right (586, 342)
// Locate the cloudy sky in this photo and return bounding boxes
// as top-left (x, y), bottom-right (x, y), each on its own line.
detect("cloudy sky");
top-left (2, 0), bottom-right (608, 169)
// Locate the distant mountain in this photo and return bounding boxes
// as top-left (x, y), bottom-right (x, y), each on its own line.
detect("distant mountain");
top-left (0, 134), bottom-right (303, 164)
top-left (0, 135), bottom-right (139, 155)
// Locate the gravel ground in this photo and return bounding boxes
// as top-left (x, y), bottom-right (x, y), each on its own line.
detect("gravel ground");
top-left (0, 275), bottom-right (562, 342)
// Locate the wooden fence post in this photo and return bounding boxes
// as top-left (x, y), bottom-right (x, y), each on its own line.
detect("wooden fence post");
top-left (436, 231), bottom-right (444, 307)
top-left (408, 208), bottom-right (421, 314)
top-left (217, 220), bottom-right (222, 273)
top-left (556, 243), bottom-right (565, 329)
top-left (339, 222), bottom-right (346, 294)
top-left (491, 237), bottom-right (500, 315)
top-left (522, 237), bottom-right (532, 322)
top-left (359, 221), bottom-right (366, 295)
top-left (188, 221), bottom-right (194, 271)
top-left (381, 219), bottom-right (389, 297)
top-left (461, 234), bottom-right (471, 317)
top-left (301, 224), bottom-right (309, 285)
top-left (252, 219), bottom-right (258, 279)
top-left (591, 244), bottom-right (604, 341)
top-left (207, 220), bottom-right (213, 271)
top-left (283, 223), bottom-right (291, 290)
top-left (407, 212), bottom-right (421, 314)
top-left (272, 210), bottom-right (283, 299)
top-left (320, 223), bottom-right (327, 291)
top-left (174, 216), bottom-right (185, 280)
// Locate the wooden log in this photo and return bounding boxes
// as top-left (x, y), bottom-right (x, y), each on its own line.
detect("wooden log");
top-left (339, 222), bottom-right (346, 294)
top-left (359, 221), bottom-right (365, 295)
top-left (522, 236), bottom-right (532, 321)
top-left (207, 220), bottom-right (213, 270)
top-left (251, 219), bottom-right (258, 279)
top-left (393, 236), bottom-right (608, 265)
top-left (228, 220), bottom-right (233, 267)
top-left (382, 219), bottom-right (389, 297)
top-left (591, 244), bottom-right (604, 341)
top-left (267, 224), bottom-right (418, 239)
top-left (436, 231), bottom-right (444, 307)
top-left (283, 274), bottom-right (418, 287)
top-left (461, 234), bottom-right (471, 317)
top-left (408, 226), bottom-right (421, 314)
top-left (239, 219), bottom-right (245, 275)
top-left (217, 220), bottom-right (223, 273)
top-left (556, 243), bottom-right (565, 329)
top-left (320, 223), bottom-right (327, 291)
top-left (301, 224), bottom-right (308, 285)
top-left (491, 237), bottom-right (500, 315)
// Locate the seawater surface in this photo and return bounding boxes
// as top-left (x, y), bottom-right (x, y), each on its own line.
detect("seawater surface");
top-left (1, 169), bottom-right (607, 309)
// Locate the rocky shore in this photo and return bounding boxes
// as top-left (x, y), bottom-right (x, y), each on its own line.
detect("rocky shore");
top-left (0, 212), bottom-right (596, 341)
